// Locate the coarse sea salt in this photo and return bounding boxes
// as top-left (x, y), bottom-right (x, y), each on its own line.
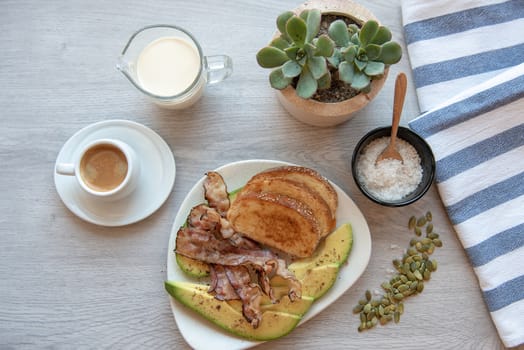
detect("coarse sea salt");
top-left (356, 136), bottom-right (423, 201)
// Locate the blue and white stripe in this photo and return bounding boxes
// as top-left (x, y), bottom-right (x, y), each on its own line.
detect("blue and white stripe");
top-left (402, 0), bottom-right (524, 112)
top-left (402, 0), bottom-right (524, 347)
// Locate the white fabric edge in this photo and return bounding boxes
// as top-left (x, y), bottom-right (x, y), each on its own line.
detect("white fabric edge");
top-left (474, 247), bottom-right (524, 291)
top-left (401, 0), bottom-right (509, 24)
top-left (451, 194), bottom-right (524, 248)
top-left (438, 146), bottom-right (524, 206)
top-left (491, 296), bottom-right (524, 347)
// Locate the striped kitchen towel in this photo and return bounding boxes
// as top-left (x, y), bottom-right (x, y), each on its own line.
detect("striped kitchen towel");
top-left (402, 0), bottom-right (524, 112)
top-left (402, 1), bottom-right (524, 346)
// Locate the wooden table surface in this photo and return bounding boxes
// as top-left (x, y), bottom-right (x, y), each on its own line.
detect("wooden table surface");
top-left (1, 0), bottom-right (517, 349)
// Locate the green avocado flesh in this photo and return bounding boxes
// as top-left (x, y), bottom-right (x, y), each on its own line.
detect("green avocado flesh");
top-left (165, 281), bottom-right (302, 341)
top-left (168, 222), bottom-right (353, 340)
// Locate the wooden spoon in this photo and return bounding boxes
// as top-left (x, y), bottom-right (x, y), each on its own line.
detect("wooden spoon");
top-left (376, 72), bottom-right (407, 164)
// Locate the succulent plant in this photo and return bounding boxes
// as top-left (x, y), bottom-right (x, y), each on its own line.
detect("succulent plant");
top-left (256, 8), bottom-right (403, 100)
top-left (327, 19), bottom-right (402, 92)
top-left (256, 9), bottom-right (336, 99)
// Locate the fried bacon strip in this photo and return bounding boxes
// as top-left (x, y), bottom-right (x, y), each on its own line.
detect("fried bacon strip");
top-left (175, 171), bottom-right (302, 327)
top-left (204, 171), bottom-right (230, 217)
top-left (224, 265), bottom-right (263, 328)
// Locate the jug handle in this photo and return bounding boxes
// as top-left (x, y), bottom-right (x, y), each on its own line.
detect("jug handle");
top-left (205, 55), bottom-right (233, 85)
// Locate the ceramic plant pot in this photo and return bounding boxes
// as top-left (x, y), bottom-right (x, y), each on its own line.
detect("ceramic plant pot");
top-left (275, 0), bottom-right (389, 127)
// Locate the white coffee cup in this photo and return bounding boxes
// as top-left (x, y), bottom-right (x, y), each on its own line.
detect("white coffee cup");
top-left (55, 139), bottom-right (140, 201)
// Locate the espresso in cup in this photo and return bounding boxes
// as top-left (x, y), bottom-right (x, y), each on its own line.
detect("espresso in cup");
top-left (80, 143), bottom-right (128, 192)
top-left (56, 139), bottom-right (140, 201)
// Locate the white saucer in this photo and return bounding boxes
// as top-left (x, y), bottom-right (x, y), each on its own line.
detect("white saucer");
top-left (54, 119), bottom-right (176, 227)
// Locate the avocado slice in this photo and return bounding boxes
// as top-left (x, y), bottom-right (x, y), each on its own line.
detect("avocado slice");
top-left (167, 222), bottom-right (353, 340)
top-left (165, 281), bottom-right (302, 341)
top-left (289, 222), bottom-right (353, 273)
top-left (270, 263), bottom-right (340, 300)
top-left (175, 254), bottom-right (210, 278)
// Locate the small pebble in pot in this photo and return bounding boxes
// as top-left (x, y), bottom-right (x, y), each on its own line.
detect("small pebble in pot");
top-left (356, 137), bottom-right (423, 201)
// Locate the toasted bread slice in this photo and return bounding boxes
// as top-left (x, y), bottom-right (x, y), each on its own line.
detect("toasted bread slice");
top-left (228, 191), bottom-right (321, 258)
top-left (252, 166), bottom-right (338, 219)
top-left (239, 177), bottom-right (335, 238)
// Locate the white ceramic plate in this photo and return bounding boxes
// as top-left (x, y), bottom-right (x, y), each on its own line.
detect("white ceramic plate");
top-left (54, 119), bottom-right (176, 227)
top-left (166, 159), bottom-right (372, 350)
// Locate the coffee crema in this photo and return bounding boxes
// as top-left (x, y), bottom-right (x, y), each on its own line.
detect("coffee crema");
top-left (80, 144), bottom-right (128, 192)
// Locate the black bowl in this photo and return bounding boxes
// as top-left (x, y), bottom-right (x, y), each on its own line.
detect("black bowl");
top-left (351, 126), bottom-right (436, 207)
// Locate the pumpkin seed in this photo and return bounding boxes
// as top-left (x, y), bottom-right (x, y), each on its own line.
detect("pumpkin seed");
top-left (353, 304), bottom-right (363, 313)
top-left (367, 310), bottom-right (376, 321)
top-left (409, 281), bottom-right (418, 290)
top-left (408, 216), bottom-right (416, 229)
top-left (394, 311), bottom-right (400, 323)
top-left (428, 232), bottom-right (439, 239)
top-left (363, 303), bottom-right (371, 313)
top-left (353, 210), bottom-right (442, 331)
top-left (431, 259), bottom-right (438, 271)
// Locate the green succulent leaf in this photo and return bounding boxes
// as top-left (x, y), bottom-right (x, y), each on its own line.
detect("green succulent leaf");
top-left (270, 37), bottom-right (291, 51)
top-left (308, 56), bottom-right (327, 79)
top-left (328, 19), bottom-right (350, 47)
top-left (327, 49), bottom-right (342, 67)
top-left (282, 60), bottom-right (302, 78)
top-left (343, 45), bottom-right (357, 62)
top-left (285, 46), bottom-right (300, 61)
top-left (355, 58), bottom-right (367, 71)
top-left (299, 9), bottom-right (310, 21)
top-left (306, 9), bottom-right (321, 42)
top-left (286, 16), bottom-right (307, 46)
top-left (304, 42), bottom-right (316, 58)
top-left (317, 72), bottom-right (332, 89)
top-left (350, 33), bottom-right (360, 45)
top-left (339, 61), bottom-right (355, 84)
top-left (379, 41), bottom-right (402, 64)
top-left (371, 26), bottom-right (392, 45)
top-left (359, 20), bottom-right (379, 46)
top-left (296, 67), bottom-right (318, 99)
top-left (277, 11), bottom-right (295, 35)
top-left (315, 34), bottom-right (335, 57)
top-left (269, 68), bottom-right (293, 89)
top-left (351, 71), bottom-right (371, 90)
top-left (347, 24), bottom-right (360, 36)
top-left (365, 44), bottom-right (381, 60)
top-left (256, 46), bottom-right (290, 68)
top-left (364, 61), bottom-right (385, 76)
top-left (357, 47), bottom-right (368, 62)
